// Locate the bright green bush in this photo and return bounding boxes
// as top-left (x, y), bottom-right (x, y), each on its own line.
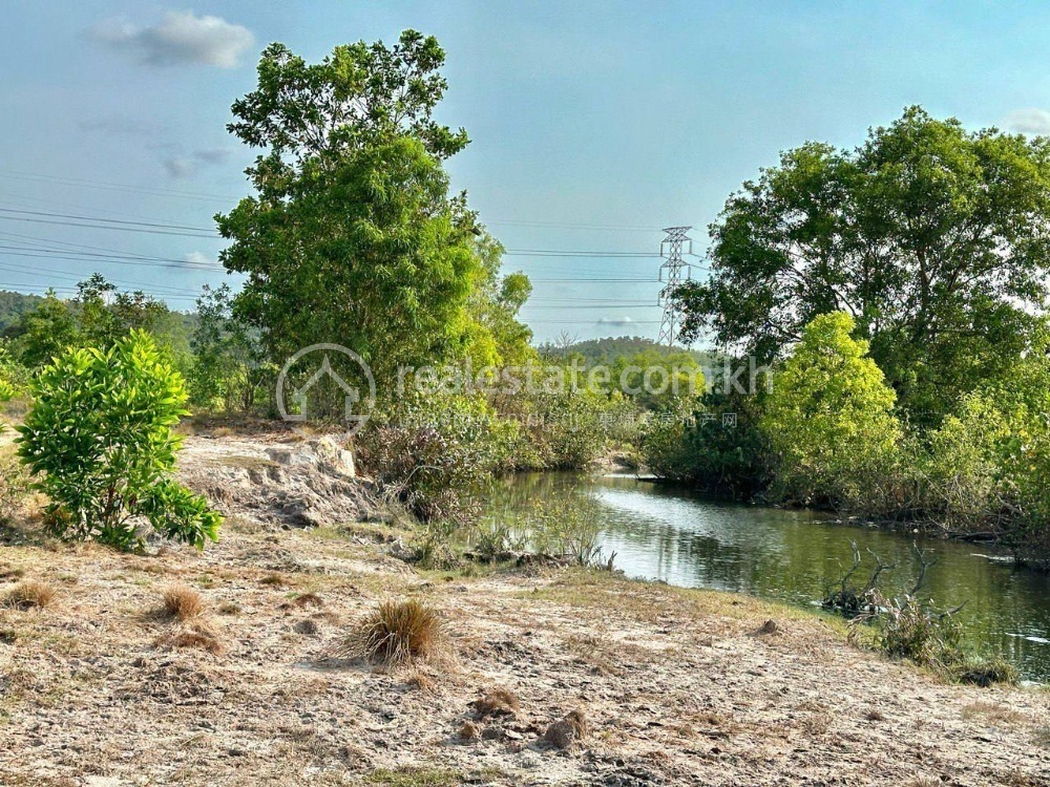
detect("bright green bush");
top-left (761, 312), bottom-right (902, 510)
top-left (16, 331), bottom-right (222, 550)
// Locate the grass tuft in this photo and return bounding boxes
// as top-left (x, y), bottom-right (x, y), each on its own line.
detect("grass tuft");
top-left (343, 598), bottom-right (447, 665)
top-left (3, 580), bottom-right (57, 610)
top-left (161, 585), bottom-right (205, 621)
top-left (471, 687), bottom-right (520, 719)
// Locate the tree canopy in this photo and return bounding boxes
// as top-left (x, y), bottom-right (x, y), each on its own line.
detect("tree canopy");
top-left (674, 106), bottom-right (1050, 423)
top-left (219, 31), bottom-right (529, 391)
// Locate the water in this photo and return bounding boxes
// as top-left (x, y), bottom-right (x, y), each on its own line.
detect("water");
top-left (487, 472), bottom-right (1050, 681)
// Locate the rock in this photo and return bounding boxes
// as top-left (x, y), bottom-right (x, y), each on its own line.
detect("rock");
top-left (176, 435), bottom-right (382, 529)
top-left (481, 725), bottom-right (506, 741)
top-left (457, 720), bottom-right (481, 741)
top-left (543, 709), bottom-right (588, 750)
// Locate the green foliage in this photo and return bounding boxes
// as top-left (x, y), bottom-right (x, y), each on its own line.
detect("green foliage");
top-left (761, 312), bottom-right (902, 510)
top-left (675, 106), bottom-right (1050, 425)
top-left (523, 496), bottom-right (605, 566)
top-left (358, 392), bottom-right (522, 524)
top-left (5, 278), bottom-right (194, 371)
top-left (16, 331), bottom-right (222, 550)
top-left (220, 33), bottom-right (520, 393)
top-left (229, 31), bottom-right (468, 164)
top-left (519, 388), bottom-right (633, 470)
top-left (0, 343), bottom-right (19, 404)
top-left (7, 290), bottom-right (79, 368)
top-left (188, 283), bottom-right (268, 413)
top-left (861, 590), bottom-right (964, 671)
top-left (0, 290), bottom-right (43, 335)
top-left (642, 388), bottom-right (770, 498)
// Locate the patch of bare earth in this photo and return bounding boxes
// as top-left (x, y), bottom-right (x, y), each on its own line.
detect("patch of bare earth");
top-left (0, 432), bottom-right (1046, 786)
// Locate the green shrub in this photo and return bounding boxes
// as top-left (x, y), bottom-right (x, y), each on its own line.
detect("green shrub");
top-left (358, 392), bottom-right (522, 524)
top-left (867, 591), bottom-right (963, 669)
top-left (16, 331), bottom-right (222, 550)
top-left (642, 389), bottom-right (770, 498)
top-left (514, 387), bottom-right (637, 470)
top-left (761, 312), bottom-right (903, 512)
top-left (954, 657), bottom-right (1020, 687)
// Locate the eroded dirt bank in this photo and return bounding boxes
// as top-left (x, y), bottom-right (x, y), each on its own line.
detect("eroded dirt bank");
top-left (0, 433), bottom-right (1048, 786)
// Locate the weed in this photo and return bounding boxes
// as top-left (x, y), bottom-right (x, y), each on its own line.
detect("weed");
top-left (161, 585), bottom-right (205, 621)
top-left (364, 768), bottom-right (464, 787)
top-left (156, 622), bottom-right (223, 654)
top-left (961, 701), bottom-right (1026, 726)
top-left (471, 687), bottom-right (520, 719)
top-left (955, 657), bottom-right (1020, 687)
top-left (342, 599), bottom-right (447, 665)
top-left (3, 580), bottom-right (57, 610)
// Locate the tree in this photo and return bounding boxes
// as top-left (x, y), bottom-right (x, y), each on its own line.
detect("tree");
top-left (219, 33), bottom-right (518, 393)
top-left (761, 312), bottom-right (902, 509)
top-left (189, 283), bottom-right (266, 412)
top-left (8, 289), bottom-right (79, 368)
top-left (17, 331), bottom-right (222, 550)
top-left (674, 107), bottom-right (1050, 424)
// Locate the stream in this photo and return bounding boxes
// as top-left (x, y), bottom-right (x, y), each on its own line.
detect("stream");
top-left (487, 472), bottom-right (1050, 681)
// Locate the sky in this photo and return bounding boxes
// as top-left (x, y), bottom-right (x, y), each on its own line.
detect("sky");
top-left (3, 1), bottom-right (1050, 344)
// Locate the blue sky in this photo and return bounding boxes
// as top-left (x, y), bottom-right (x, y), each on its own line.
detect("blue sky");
top-left (3, 1), bottom-right (1050, 343)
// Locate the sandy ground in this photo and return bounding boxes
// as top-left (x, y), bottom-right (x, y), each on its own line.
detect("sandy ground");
top-left (0, 434), bottom-right (1048, 786)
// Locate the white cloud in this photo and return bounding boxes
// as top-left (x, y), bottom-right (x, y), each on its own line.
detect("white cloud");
top-left (598, 316), bottom-right (635, 327)
top-left (1002, 108), bottom-right (1050, 136)
top-left (92, 11), bottom-right (254, 68)
top-left (163, 148), bottom-right (230, 178)
top-left (182, 251), bottom-right (217, 268)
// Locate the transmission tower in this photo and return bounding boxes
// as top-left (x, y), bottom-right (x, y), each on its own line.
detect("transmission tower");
top-left (657, 225), bottom-right (692, 347)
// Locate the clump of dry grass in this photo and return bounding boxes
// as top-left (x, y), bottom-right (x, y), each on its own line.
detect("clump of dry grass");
top-left (161, 585), bottom-right (205, 621)
top-left (471, 687), bottom-right (520, 720)
top-left (155, 622), bottom-right (224, 655)
top-left (292, 592), bottom-right (324, 608)
top-left (342, 598), bottom-right (447, 665)
top-left (3, 580), bottom-right (57, 610)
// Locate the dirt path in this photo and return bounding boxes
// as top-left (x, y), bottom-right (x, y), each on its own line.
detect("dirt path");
top-left (0, 434), bottom-right (1047, 786)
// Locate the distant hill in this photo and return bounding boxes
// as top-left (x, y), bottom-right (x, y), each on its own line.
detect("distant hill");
top-left (538, 335), bottom-right (716, 365)
top-left (0, 290), bottom-right (44, 335)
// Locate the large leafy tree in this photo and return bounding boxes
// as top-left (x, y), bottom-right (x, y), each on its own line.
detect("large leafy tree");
top-left (219, 31), bottom-right (522, 389)
top-left (674, 107), bottom-right (1050, 423)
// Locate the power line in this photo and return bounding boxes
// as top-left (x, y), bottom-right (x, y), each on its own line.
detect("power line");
top-left (0, 207), bottom-right (211, 233)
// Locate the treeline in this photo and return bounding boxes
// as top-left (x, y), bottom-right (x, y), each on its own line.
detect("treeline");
top-left (648, 107), bottom-right (1050, 566)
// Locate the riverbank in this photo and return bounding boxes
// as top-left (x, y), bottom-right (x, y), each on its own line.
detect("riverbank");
top-left (0, 434), bottom-right (1048, 785)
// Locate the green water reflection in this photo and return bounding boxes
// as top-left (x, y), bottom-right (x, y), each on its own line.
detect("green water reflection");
top-left (487, 473), bottom-right (1050, 680)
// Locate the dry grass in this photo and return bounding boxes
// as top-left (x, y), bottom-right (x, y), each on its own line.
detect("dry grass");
top-left (342, 598), bottom-right (448, 665)
top-left (471, 687), bottom-right (520, 719)
top-left (161, 585), bottom-right (206, 621)
top-left (961, 701), bottom-right (1027, 727)
top-left (3, 579), bottom-right (57, 610)
top-left (155, 622), bottom-right (224, 655)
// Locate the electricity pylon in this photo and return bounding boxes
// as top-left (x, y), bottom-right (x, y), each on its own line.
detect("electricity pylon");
top-left (658, 225), bottom-right (692, 347)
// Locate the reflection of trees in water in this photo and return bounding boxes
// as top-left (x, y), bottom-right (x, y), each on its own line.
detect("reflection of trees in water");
top-left (487, 472), bottom-right (1050, 679)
